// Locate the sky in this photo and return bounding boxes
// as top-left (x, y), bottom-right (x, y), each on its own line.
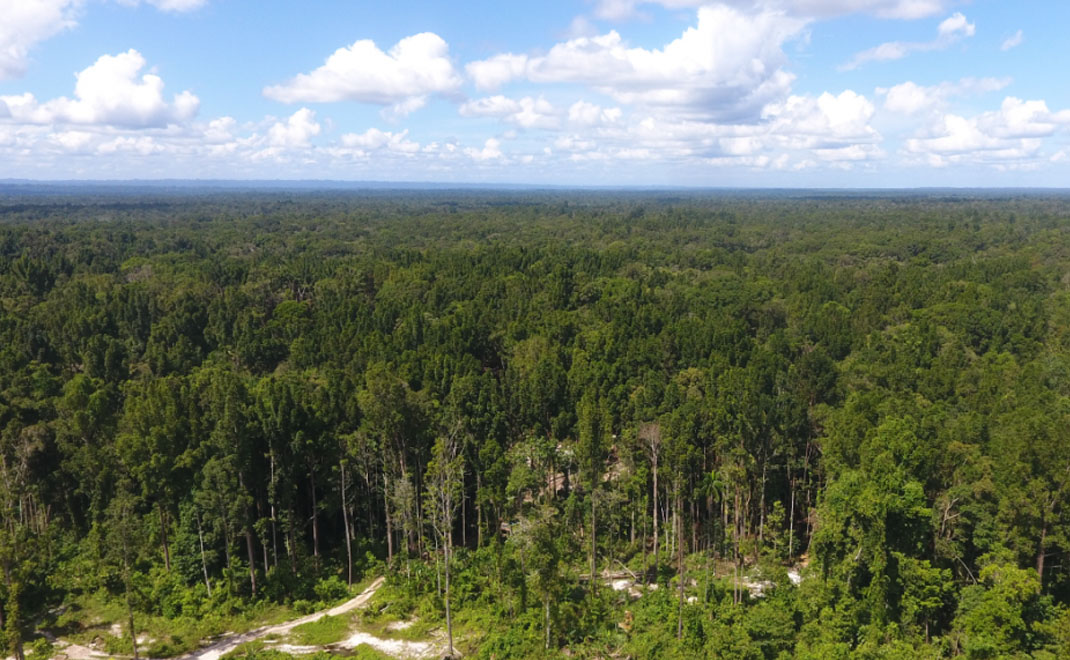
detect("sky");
top-left (0, 0), bottom-right (1067, 187)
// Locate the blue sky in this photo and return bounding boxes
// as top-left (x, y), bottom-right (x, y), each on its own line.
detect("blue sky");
top-left (0, 0), bottom-right (1067, 186)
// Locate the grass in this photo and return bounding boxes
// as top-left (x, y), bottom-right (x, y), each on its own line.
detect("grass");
top-left (49, 591), bottom-right (296, 658)
top-left (289, 614), bottom-right (352, 646)
top-left (347, 645), bottom-right (394, 660)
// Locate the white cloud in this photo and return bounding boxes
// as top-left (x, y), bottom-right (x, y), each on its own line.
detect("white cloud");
top-left (98, 135), bottom-right (163, 155)
top-left (936, 12), bottom-right (973, 38)
top-left (905, 97), bottom-right (1070, 165)
top-left (792, 0), bottom-right (948, 19)
top-left (459, 96), bottom-right (558, 128)
top-left (980, 97), bottom-right (1070, 138)
top-left (762, 90), bottom-right (880, 146)
top-left (467, 54), bottom-right (530, 91)
top-left (263, 32), bottom-right (462, 117)
top-left (841, 12), bottom-right (974, 70)
top-left (879, 77), bottom-right (1010, 114)
top-left (538, 89), bottom-right (883, 170)
top-left (466, 6), bottom-right (805, 122)
top-left (0, 0), bottom-right (80, 80)
top-left (266, 108), bottom-right (320, 148)
top-left (568, 101), bottom-right (623, 126)
top-left (202, 116), bottom-right (236, 143)
top-left (591, 0), bottom-right (950, 21)
top-left (0, 50), bottom-right (198, 127)
top-left (1001, 30), bottom-right (1023, 51)
top-left (49, 130), bottom-right (92, 151)
top-left (465, 138), bottom-right (503, 161)
top-left (0, 0), bottom-right (212, 81)
top-left (338, 128), bottom-right (420, 154)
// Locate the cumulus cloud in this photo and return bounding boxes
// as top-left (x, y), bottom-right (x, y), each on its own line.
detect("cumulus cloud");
top-left (266, 108), bottom-right (320, 148)
top-left (539, 88), bottom-right (883, 170)
top-left (336, 128), bottom-right (420, 155)
top-left (263, 33), bottom-right (462, 117)
top-left (1001, 30), bottom-right (1023, 51)
top-left (465, 138), bottom-right (504, 161)
top-left (905, 97), bottom-right (1070, 166)
top-left (0, 50), bottom-right (198, 127)
top-left (591, 0), bottom-right (950, 21)
top-left (459, 96), bottom-right (558, 129)
top-left (0, 0), bottom-right (80, 80)
top-left (759, 90), bottom-right (882, 160)
top-left (879, 77), bottom-right (1010, 114)
top-left (841, 12), bottom-right (974, 70)
top-left (466, 6), bottom-right (805, 122)
top-left (567, 101), bottom-right (623, 127)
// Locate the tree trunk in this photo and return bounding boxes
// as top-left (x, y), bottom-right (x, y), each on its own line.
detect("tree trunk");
top-left (270, 449), bottom-right (279, 569)
top-left (758, 460), bottom-right (767, 547)
top-left (385, 477), bottom-right (394, 563)
top-left (257, 499), bottom-right (269, 571)
top-left (652, 455), bottom-right (659, 572)
top-left (158, 503), bottom-right (171, 571)
top-left (341, 461), bottom-right (353, 585)
top-left (590, 488), bottom-right (597, 587)
top-left (544, 597), bottom-right (551, 650)
top-left (1036, 523), bottom-right (1047, 583)
top-left (310, 464), bottom-right (319, 559)
top-left (476, 472), bottom-right (484, 549)
top-left (788, 469), bottom-right (796, 560)
top-left (196, 511), bottom-right (212, 597)
top-left (676, 491), bottom-right (685, 640)
top-left (245, 526), bottom-right (257, 596)
top-left (445, 541), bottom-right (454, 658)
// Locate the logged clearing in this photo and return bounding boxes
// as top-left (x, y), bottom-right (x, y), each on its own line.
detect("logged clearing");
top-left (35, 577), bottom-right (444, 660)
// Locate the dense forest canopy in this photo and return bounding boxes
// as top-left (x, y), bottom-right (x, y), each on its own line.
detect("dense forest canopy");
top-left (1, 189), bottom-right (1069, 659)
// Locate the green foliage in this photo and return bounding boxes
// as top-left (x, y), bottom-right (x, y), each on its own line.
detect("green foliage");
top-left (3, 191), bottom-right (1070, 658)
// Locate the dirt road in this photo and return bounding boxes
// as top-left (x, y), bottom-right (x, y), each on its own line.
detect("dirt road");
top-left (178, 577), bottom-right (386, 660)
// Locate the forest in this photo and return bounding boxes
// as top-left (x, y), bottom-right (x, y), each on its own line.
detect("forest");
top-left (0, 188), bottom-right (1068, 659)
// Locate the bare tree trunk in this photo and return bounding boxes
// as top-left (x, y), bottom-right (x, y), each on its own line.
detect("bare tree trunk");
top-left (653, 456), bottom-right (659, 571)
top-left (158, 503), bottom-right (171, 571)
top-left (590, 489), bottom-right (597, 586)
top-left (445, 541), bottom-right (454, 658)
top-left (196, 510), bottom-right (212, 597)
top-left (384, 471), bottom-right (394, 563)
top-left (544, 598), bottom-right (551, 650)
top-left (270, 450), bottom-right (279, 569)
top-left (287, 513), bottom-right (297, 575)
top-left (310, 465), bottom-right (319, 559)
top-left (676, 491), bottom-right (685, 640)
top-left (476, 472), bottom-right (484, 549)
top-left (1036, 523), bottom-right (1047, 583)
top-left (341, 461), bottom-right (353, 585)
top-left (788, 469), bottom-right (796, 560)
top-left (257, 499), bottom-right (269, 571)
top-left (642, 495), bottom-right (649, 581)
top-left (245, 526), bottom-right (257, 596)
top-left (759, 461), bottom-right (767, 547)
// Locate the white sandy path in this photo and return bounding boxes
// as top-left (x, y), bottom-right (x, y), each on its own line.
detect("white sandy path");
top-left (32, 576), bottom-right (442, 660)
top-left (338, 630), bottom-right (440, 659)
top-left (178, 576), bottom-right (386, 660)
